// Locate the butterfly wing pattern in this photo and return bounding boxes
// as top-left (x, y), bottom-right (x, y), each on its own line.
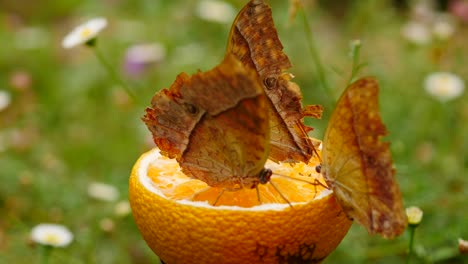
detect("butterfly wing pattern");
top-left (143, 55), bottom-right (270, 188)
top-left (143, 0), bottom-right (321, 188)
top-left (226, 0), bottom-right (323, 163)
top-left (321, 77), bottom-right (406, 239)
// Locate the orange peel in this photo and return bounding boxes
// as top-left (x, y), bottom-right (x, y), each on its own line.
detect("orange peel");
top-left (129, 148), bottom-right (352, 264)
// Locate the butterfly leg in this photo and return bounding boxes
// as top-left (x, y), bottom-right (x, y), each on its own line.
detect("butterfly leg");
top-left (212, 189), bottom-right (226, 206)
top-left (268, 180), bottom-right (293, 208)
top-left (255, 185), bottom-right (262, 205)
top-left (311, 178), bottom-right (329, 199)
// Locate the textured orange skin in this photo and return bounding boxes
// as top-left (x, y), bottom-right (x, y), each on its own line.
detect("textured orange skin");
top-left (129, 150), bottom-right (352, 264)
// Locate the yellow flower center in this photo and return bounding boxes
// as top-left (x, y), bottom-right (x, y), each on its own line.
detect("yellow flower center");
top-left (44, 233), bottom-right (61, 245)
top-left (437, 76), bottom-right (452, 95)
top-left (80, 27), bottom-right (93, 39)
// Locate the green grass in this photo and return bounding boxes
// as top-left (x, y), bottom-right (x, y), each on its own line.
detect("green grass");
top-left (1, 0), bottom-right (467, 263)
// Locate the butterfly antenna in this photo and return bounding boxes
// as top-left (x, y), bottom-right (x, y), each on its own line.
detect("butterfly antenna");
top-left (305, 134), bottom-right (322, 164)
top-left (212, 189), bottom-right (225, 206)
top-left (295, 120), bottom-right (321, 162)
top-left (312, 143), bottom-right (322, 163)
top-left (273, 172), bottom-right (328, 189)
top-left (272, 172), bottom-right (329, 199)
top-left (268, 180), bottom-right (293, 208)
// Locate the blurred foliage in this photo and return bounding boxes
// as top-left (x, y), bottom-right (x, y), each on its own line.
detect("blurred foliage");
top-left (0, 0), bottom-right (467, 263)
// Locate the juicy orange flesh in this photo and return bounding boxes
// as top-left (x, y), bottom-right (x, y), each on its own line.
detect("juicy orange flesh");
top-left (147, 154), bottom-right (327, 207)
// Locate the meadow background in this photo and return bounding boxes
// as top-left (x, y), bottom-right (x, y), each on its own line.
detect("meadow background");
top-left (0, 0), bottom-right (467, 263)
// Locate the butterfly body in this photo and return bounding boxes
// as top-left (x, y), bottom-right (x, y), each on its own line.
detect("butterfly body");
top-left (321, 77), bottom-right (406, 239)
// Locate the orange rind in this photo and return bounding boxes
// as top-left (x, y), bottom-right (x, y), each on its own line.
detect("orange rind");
top-left (129, 148), bottom-right (352, 264)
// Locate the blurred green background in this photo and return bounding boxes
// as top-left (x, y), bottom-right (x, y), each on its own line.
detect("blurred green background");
top-left (0, 0), bottom-right (467, 263)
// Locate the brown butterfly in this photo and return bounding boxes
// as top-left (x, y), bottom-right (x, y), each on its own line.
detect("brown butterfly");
top-left (226, 0), bottom-right (323, 163)
top-left (144, 0), bottom-right (320, 189)
top-left (319, 77), bottom-right (406, 238)
top-left (143, 54), bottom-right (272, 188)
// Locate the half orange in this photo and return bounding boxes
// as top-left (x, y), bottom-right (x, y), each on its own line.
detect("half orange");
top-left (129, 148), bottom-right (352, 264)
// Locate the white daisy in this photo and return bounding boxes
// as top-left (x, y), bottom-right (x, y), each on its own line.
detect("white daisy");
top-left (31, 223), bottom-right (73, 247)
top-left (424, 72), bottom-right (465, 102)
top-left (114, 200), bottom-right (131, 217)
top-left (87, 181), bottom-right (119, 202)
top-left (401, 21), bottom-right (431, 45)
top-left (62, 17), bottom-right (108, 49)
top-left (406, 206), bottom-right (423, 226)
top-left (196, 0), bottom-right (235, 24)
top-left (0, 90), bottom-right (11, 112)
top-left (432, 15), bottom-right (456, 40)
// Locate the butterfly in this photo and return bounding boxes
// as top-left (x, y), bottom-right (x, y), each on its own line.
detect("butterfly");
top-left (143, 0), bottom-right (320, 189)
top-left (143, 54), bottom-right (272, 188)
top-left (319, 77), bottom-right (406, 238)
top-left (226, 0), bottom-right (323, 164)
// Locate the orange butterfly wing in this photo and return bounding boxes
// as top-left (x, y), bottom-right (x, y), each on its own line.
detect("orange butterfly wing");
top-left (321, 77), bottom-right (406, 239)
top-left (226, 0), bottom-right (323, 163)
top-left (143, 55), bottom-right (270, 188)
